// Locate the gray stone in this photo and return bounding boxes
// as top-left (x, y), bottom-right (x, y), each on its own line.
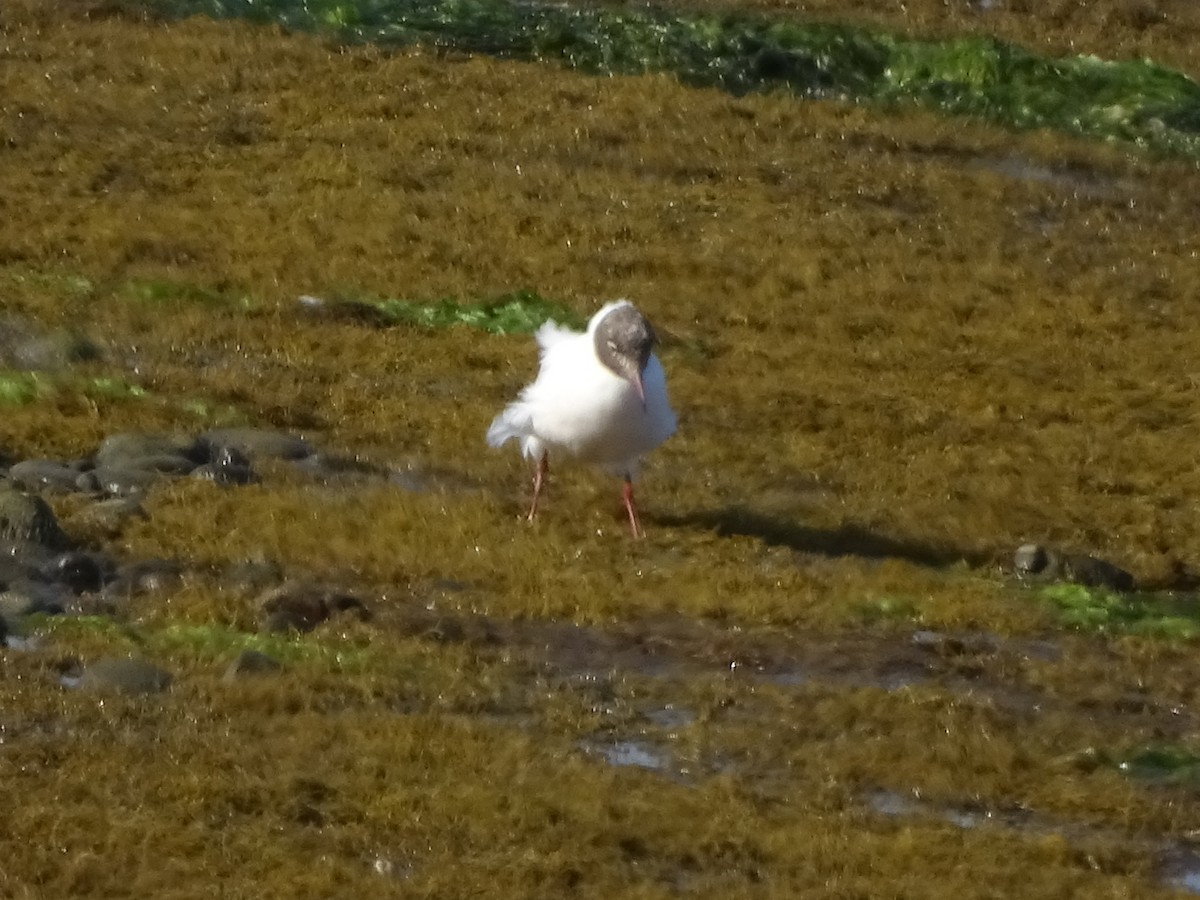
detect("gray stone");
top-left (1061, 554), bottom-right (1135, 592)
top-left (191, 447), bottom-right (258, 486)
top-left (0, 314), bottom-right (102, 371)
top-left (79, 466), bottom-right (160, 497)
top-left (44, 551), bottom-right (113, 594)
top-left (8, 459), bottom-right (83, 493)
top-left (115, 453), bottom-right (199, 476)
top-left (1014, 542), bottom-right (1134, 592)
top-left (0, 581), bottom-right (69, 618)
top-left (101, 558), bottom-right (183, 602)
top-left (71, 497), bottom-right (149, 536)
top-left (1014, 543), bottom-right (1057, 578)
top-left (78, 657), bottom-right (172, 694)
top-left (200, 427), bottom-right (312, 462)
top-left (93, 432), bottom-right (205, 471)
top-left (0, 539), bottom-right (52, 581)
top-left (0, 484), bottom-right (70, 550)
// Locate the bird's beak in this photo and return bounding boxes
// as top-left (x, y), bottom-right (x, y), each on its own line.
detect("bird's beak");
top-left (632, 370), bottom-right (647, 409)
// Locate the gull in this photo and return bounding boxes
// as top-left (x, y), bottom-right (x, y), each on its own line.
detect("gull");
top-left (487, 300), bottom-right (676, 537)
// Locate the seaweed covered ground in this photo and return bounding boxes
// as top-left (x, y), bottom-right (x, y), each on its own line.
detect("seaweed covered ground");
top-left (4, 0), bottom-right (1200, 896)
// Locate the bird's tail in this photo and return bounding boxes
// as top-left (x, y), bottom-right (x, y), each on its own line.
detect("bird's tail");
top-left (486, 404), bottom-right (531, 449)
top-left (487, 404), bottom-right (546, 460)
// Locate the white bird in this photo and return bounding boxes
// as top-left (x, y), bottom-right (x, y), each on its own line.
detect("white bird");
top-left (487, 300), bottom-right (676, 537)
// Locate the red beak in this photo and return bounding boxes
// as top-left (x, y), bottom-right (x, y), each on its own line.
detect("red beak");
top-left (632, 371), bottom-right (646, 408)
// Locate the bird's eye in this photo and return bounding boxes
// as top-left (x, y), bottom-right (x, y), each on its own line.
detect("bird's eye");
top-left (607, 340), bottom-right (618, 352)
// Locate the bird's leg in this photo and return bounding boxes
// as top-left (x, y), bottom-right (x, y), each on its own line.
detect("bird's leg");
top-left (621, 475), bottom-right (644, 538)
top-left (527, 453), bottom-right (549, 521)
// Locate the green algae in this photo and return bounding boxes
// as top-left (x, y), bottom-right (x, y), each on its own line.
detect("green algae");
top-left (0, 371), bottom-right (147, 407)
top-left (120, 277), bottom-right (258, 311)
top-left (1036, 583), bottom-right (1200, 639)
top-left (852, 594), bottom-right (920, 624)
top-left (30, 614), bottom-right (374, 668)
top-left (1076, 743), bottom-right (1200, 786)
top-left (0, 372), bottom-right (45, 406)
top-left (1116, 745), bottom-right (1200, 784)
top-left (141, 0), bottom-right (1200, 157)
top-left (372, 289), bottom-right (584, 333)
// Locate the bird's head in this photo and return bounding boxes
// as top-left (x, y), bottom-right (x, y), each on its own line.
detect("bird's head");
top-left (594, 302), bottom-right (657, 405)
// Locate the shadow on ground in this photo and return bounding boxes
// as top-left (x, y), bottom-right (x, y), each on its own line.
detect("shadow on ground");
top-left (660, 505), bottom-right (991, 568)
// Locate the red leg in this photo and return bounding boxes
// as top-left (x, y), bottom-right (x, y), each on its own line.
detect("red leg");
top-left (527, 453), bottom-right (548, 521)
top-left (621, 476), bottom-right (644, 538)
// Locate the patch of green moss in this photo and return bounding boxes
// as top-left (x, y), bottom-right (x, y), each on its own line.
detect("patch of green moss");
top-left (0, 372), bottom-right (46, 406)
top-left (156, 622), bottom-right (374, 667)
top-left (31, 614), bottom-right (374, 668)
top-left (1117, 745), bottom-right (1200, 783)
top-left (0, 371), bottom-right (147, 406)
top-left (28, 614), bottom-right (144, 644)
top-left (120, 278), bottom-right (258, 310)
top-left (1078, 743), bottom-right (1200, 785)
top-left (141, 0), bottom-right (1200, 157)
top-left (853, 595), bottom-right (920, 624)
top-left (372, 289), bottom-right (584, 334)
top-left (1036, 584), bottom-right (1200, 639)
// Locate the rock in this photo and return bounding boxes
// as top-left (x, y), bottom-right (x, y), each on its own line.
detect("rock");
top-left (0, 582), bottom-right (68, 619)
top-left (0, 539), bottom-right (51, 582)
top-left (1060, 554), bottom-right (1135, 592)
top-left (8, 459), bottom-right (83, 493)
top-left (191, 446), bottom-right (257, 486)
top-left (71, 496), bottom-right (149, 535)
top-left (0, 314), bottom-right (102, 371)
top-left (115, 453), bottom-right (199, 476)
top-left (222, 648), bottom-right (282, 681)
top-left (258, 581), bottom-right (369, 633)
top-left (296, 295), bottom-right (395, 328)
top-left (93, 432), bottom-right (205, 472)
top-left (1013, 542), bottom-right (1134, 591)
top-left (77, 466), bottom-right (160, 497)
top-left (1014, 543), bottom-right (1058, 579)
top-left (77, 657), bottom-right (172, 694)
top-left (44, 551), bottom-right (114, 594)
top-left (0, 484), bottom-right (71, 550)
top-left (200, 427), bottom-right (312, 462)
top-left (101, 558), bottom-right (183, 602)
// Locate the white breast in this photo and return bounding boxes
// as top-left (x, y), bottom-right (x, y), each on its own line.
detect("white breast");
top-left (494, 330), bottom-right (676, 477)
